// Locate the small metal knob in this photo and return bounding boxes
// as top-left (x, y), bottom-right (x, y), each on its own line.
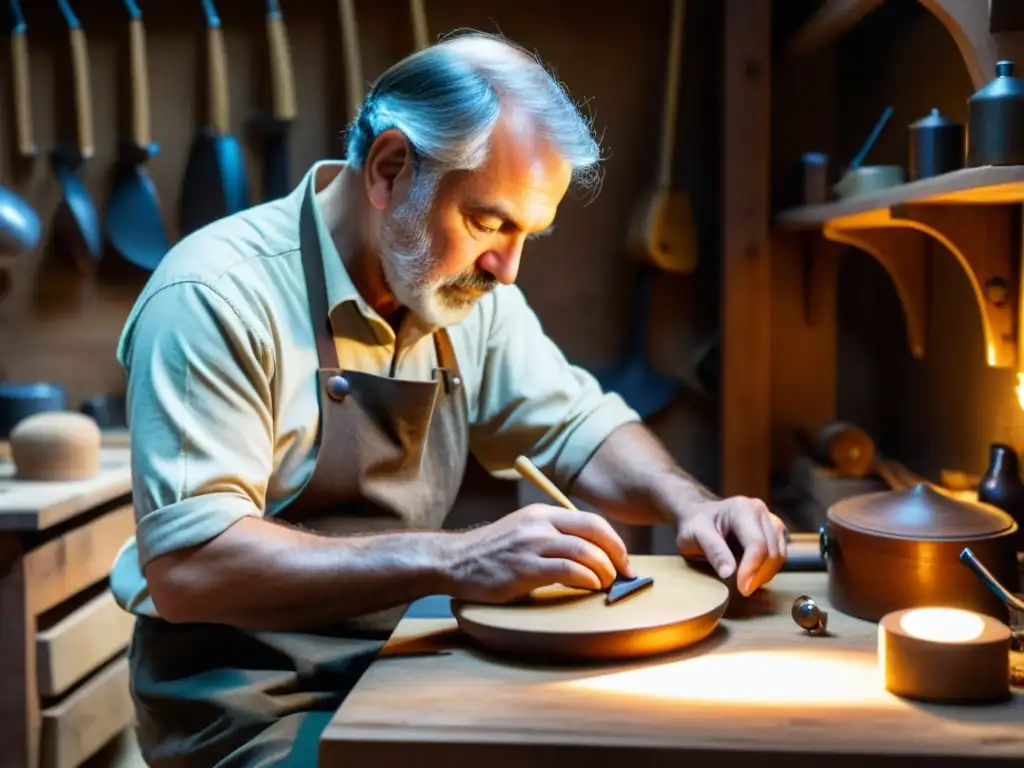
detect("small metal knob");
top-left (792, 594), bottom-right (829, 636)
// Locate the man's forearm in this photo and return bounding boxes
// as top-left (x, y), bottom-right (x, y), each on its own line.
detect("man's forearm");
top-left (569, 421), bottom-right (718, 526)
top-left (145, 516), bottom-right (452, 631)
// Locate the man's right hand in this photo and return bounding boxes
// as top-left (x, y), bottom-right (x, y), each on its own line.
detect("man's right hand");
top-left (440, 504), bottom-right (635, 604)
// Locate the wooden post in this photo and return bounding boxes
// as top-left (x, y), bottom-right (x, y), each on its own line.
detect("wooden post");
top-left (721, 0), bottom-right (772, 499)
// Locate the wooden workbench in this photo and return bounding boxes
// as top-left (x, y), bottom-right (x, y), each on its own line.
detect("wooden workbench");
top-left (320, 569), bottom-right (1024, 767)
top-left (0, 443), bottom-right (136, 768)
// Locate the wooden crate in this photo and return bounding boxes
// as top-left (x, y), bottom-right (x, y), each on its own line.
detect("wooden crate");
top-left (0, 446), bottom-right (137, 768)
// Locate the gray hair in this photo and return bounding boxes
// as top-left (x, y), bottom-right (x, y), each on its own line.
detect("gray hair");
top-left (344, 31), bottom-right (604, 197)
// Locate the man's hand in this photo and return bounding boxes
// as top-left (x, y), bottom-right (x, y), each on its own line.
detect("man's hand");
top-left (441, 504), bottom-right (635, 604)
top-left (674, 496), bottom-right (787, 597)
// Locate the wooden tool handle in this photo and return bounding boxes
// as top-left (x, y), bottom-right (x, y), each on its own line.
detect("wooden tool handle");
top-left (129, 19), bottom-right (151, 148)
top-left (338, 0), bottom-right (364, 121)
top-left (69, 27), bottom-right (95, 159)
top-left (267, 13), bottom-right (296, 120)
top-left (658, 0), bottom-right (685, 187)
top-left (514, 456), bottom-right (578, 511)
top-left (10, 30), bottom-right (35, 157)
top-left (207, 25), bottom-right (230, 135)
top-left (410, 0), bottom-right (429, 50)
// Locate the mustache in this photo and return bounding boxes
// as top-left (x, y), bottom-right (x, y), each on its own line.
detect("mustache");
top-left (441, 270), bottom-right (499, 293)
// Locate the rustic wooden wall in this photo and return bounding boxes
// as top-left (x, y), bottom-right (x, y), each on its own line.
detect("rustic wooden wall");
top-left (0, 0), bottom-right (726, 547)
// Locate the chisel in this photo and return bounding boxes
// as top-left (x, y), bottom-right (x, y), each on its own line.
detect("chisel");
top-left (513, 455), bottom-right (654, 604)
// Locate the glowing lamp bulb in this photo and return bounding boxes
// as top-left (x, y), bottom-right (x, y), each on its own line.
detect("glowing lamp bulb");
top-left (898, 607), bottom-right (985, 644)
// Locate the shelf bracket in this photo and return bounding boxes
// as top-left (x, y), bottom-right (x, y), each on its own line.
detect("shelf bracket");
top-left (895, 203), bottom-right (1017, 368)
top-left (816, 203), bottom-right (1018, 369)
top-left (819, 221), bottom-right (929, 359)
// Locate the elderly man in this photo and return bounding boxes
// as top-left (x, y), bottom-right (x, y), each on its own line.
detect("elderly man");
top-left (111, 32), bottom-right (786, 767)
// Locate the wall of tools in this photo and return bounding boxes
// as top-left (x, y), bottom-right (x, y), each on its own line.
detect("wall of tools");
top-left (0, 0), bottom-right (727, 540)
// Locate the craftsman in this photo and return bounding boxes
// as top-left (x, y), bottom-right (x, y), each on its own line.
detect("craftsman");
top-left (110, 32), bottom-right (787, 767)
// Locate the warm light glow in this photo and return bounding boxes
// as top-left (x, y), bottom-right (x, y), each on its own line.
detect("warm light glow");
top-left (1016, 372), bottom-right (1024, 412)
top-left (561, 650), bottom-right (893, 708)
top-left (898, 607), bottom-right (985, 643)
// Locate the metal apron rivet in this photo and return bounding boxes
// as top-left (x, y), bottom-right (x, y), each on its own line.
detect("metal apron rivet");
top-left (326, 375), bottom-right (350, 401)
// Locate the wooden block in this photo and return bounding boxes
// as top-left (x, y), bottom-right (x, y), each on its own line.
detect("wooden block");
top-left (25, 504), bottom-right (135, 616)
top-left (0, 447), bottom-right (131, 532)
top-left (36, 589), bottom-right (136, 698)
top-left (40, 655), bottom-right (134, 768)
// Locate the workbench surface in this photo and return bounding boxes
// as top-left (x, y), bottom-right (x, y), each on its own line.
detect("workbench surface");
top-left (320, 569), bottom-right (1024, 767)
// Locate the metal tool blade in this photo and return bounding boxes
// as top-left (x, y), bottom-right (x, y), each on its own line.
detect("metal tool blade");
top-left (606, 574), bottom-right (654, 604)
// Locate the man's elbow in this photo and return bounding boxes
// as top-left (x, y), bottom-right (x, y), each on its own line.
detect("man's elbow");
top-left (144, 551), bottom-right (208, 624)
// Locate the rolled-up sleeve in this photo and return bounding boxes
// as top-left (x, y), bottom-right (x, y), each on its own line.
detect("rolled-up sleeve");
top-left (119, 280), bottom-right (276, 568)
top-left (468, 285), bottom-right (640, 491)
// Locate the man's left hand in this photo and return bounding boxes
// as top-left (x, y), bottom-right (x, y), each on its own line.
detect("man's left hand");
top-left (674, 497), bottom-right (787, 596)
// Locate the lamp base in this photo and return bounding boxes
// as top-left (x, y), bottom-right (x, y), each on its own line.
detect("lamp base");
top-left (879, 607), bottom-right (1011, 704)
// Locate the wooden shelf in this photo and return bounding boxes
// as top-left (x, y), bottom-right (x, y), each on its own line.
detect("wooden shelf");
top-left (775, 166), bottom-right (1023, 370)
top-left (776, 165), bottom-right (1024, 229)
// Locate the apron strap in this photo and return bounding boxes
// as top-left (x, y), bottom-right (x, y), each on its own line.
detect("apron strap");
top-left (433, 328), bottom-right (459, 374)
top-left (299, 187), bottom-right (341, 370)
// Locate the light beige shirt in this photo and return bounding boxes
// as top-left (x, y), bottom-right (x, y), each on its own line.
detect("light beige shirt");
top-left (109, 161), bottom-right (639, 617)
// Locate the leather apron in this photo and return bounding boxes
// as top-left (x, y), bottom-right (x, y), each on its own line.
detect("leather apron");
top-left (128, 188), bottom-right (470, 767)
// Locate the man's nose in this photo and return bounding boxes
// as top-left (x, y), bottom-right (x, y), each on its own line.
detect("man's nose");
top-left (479, 240), bottom-right (523, 285)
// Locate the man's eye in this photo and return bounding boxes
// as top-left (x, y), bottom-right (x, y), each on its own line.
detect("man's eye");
top-left (470, 217), bottom-right (497, 235)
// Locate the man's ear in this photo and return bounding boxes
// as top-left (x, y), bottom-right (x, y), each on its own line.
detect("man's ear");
top-left (364, 129), bottom-right (415, 211)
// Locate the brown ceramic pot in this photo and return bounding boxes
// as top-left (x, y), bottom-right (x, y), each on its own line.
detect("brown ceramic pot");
top-left (819, 484), bottom-right (1019, 623)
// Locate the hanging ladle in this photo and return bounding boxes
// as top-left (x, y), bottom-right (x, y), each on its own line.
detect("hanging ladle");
top-left (959, 547), bottom-right (1024, 613)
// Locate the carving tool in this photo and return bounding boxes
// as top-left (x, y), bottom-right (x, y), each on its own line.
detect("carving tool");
top-left (513, 455), bottom-right (654, 604)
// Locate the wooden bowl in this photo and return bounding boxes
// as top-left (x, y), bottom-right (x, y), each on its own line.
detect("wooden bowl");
top-left (452, 555), bottom-right (730, 663)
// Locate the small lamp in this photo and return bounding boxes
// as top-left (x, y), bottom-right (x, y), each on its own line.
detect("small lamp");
top-left (878, 606), bottom-right (1011, 703)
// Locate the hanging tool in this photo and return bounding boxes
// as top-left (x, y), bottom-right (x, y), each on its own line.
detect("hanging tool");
top-left (338, 0), bottom-right (364, 128)
top-left (180, 0), bottom-right (250, 236)
top-left (595, 0), bottom-right (693, 419)
top-left (410, 0), bottom-right (429, 50)
top-left (9, 0), bottom-right (34, 158)
top-left (51, 0), bottom-right (101, 267)
top-left (513, 455), bottom-right (654, 604)
top-left (258, 0), bottom-right (296, 200)
top-left (106, 0), bottom-right (169, 271)
top-left (1, 1), bottom-right (41, 257)
top-left (625, 0), bottom-right (696, 275)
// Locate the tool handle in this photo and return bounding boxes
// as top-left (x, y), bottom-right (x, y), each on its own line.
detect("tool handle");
top-left (410, 0), bottom-right (429, 50)
top-left (206, 22), bottom-right (230, 134)
top-left (657, 0), bottom-right (685, 187)
top-left (338, 0), bottom-right (364, 122)
top-left (959, 547), bottom-right (1024, 613)
top-left (69, 27), bottom-right (95, 159)
top-left (267, 8), bottom-right (296, 120)
top-left (514, 455), bottom-right (578, 511)
top-left (129, 18), bottom-right (151, 148)
top-left (10, 29), bottom-right (35, 157)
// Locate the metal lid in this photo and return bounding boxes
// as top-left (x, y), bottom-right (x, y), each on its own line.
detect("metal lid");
top-left (827, 483), bottom-right (1016, 540)
top-left (909, 107), bottom-right (958, 130)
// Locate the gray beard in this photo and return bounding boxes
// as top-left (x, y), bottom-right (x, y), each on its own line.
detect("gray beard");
top-left (378, 167), bottom-right (498, 327)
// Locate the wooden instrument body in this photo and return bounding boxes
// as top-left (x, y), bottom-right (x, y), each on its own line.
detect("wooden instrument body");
top-left (452, 555), bottom-right (730, 663)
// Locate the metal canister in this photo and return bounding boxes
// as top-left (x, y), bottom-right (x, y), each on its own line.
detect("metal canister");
top-left (967, 60), bottom-right (1024, 167)
top-left (908, 108), bottom-right (963, 180)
